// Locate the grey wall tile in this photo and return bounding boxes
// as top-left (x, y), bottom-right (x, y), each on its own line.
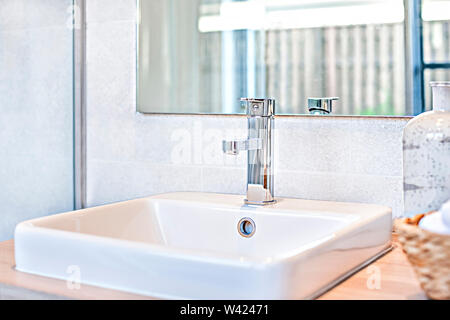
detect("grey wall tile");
top-left (275, 170), bottom-right (355, 202)
top-left (86, 0), bottom-right (137, 23)
top-left (275, 170), bottom-right (404, 217)
top-left (134, 115), bottom-right (247, 167)
top-left (0, 0), bottom-right (72, 30)
top-left (276, 117), bottom-right (352, 173)
top-left (0, 27), bottom-right (73, 160)
top-left (347, 118), bottom-right (407, 177)
top-left (0, 1), bottom-right (74, 240)
top-left (201, 166), bottom-right (246, 195)
top-left (87, 160), bottom-right (203, 207)
top-left (351, 174), bottom-right (404, 217)
top-left (86, 20), bottom-right (136, 118)
top-left (0, 157), bottom-right (73, 240)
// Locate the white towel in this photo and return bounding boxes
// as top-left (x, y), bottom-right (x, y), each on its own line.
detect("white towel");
top-left (441, 200), bottom-right (450, 228)
top-left (419, 199), bottom-right (450, 235)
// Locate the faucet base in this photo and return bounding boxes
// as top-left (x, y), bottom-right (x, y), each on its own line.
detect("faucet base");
top-left (244, 199), bottom-right (277, 206)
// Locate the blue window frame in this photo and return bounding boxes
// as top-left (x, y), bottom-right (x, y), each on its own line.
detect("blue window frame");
top-left (408, 0), bottom-right (450, 115)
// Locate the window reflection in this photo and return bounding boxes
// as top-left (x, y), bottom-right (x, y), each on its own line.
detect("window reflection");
top-left (138, 0), bottom-right (450, 115)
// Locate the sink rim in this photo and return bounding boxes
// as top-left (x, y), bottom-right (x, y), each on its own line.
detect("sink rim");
top-left (15, 192), bottom-right (392, 268)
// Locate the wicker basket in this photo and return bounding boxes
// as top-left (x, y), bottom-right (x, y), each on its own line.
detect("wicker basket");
top-left (394, 212), bottom-right (450, 300)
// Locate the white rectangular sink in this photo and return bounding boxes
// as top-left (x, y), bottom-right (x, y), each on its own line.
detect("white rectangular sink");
top-left (14, 192), bottom-right (392, 299)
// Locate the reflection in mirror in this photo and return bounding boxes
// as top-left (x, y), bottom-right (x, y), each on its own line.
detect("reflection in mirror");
top-left (423, 0), bottom-right (450, 111)
top-left (137, 0), bottom-right (450, 116)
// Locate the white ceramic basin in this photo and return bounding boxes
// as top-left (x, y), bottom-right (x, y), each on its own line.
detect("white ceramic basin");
top-left (15, 192), bottom-right (392, 299)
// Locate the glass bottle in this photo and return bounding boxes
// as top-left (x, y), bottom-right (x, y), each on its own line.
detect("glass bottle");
top-left (403, 82), bottom-right (450, 216)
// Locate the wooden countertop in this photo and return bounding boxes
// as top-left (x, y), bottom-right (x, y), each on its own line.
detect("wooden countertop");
top-left (0, 235), bottom-right (428, 300)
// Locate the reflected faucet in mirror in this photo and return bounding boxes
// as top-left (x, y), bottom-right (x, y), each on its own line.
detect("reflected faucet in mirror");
top-left (222, 98), bottom-right (276, 205)
top-left (308, 97), bottom-right (339, 115)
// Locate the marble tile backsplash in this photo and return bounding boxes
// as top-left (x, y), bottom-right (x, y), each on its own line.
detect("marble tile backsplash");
top-left (86, 0), bottom-right (409, 218)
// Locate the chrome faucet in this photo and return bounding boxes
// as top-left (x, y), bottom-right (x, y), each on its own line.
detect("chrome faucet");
top-left (308, 97), bottom-right (339, 115)
top-left (223, 98), bottom-right (276, 205)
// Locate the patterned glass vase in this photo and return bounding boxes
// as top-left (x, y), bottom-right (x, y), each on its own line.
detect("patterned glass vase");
top-left (403, 82), bottom-right (450, 216)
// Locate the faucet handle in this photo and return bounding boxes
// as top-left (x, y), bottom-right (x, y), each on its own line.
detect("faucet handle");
top-left (241, 98), bottom-right (275, 117)
top-left (308, 97), bottom-right (339, 115)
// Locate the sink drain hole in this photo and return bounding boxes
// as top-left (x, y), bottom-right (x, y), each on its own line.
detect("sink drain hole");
top-left (238, 218), bottom-right (256, 238)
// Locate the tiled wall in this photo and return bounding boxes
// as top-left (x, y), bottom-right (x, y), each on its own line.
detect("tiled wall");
top-left (0, 0), bottom-right (74, 240)
top-left (86, 0), bottom-right (409, 218)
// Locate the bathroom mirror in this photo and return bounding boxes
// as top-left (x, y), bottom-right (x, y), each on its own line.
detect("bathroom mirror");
top-left (137, 0), bottom-right (450, 116)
